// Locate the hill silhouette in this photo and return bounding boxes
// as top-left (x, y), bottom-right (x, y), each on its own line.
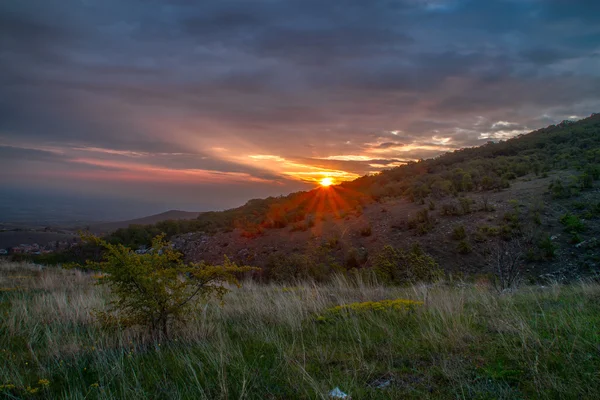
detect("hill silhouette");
top-left (90, 210), bottom-right (201, 234)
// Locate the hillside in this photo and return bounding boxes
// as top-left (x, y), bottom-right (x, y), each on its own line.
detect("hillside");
top-left (89, 210), bottom-right (201, 234)
top-left (44, 114), bottom-right (600, 283)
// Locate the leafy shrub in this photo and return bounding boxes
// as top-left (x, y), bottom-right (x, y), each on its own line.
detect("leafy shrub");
top-left (415, 223), bottom-right (432, 236)
top-left (549, 180), bottom-right (573, 199)
top-left (477, 225), bottom-right (500, 238)
top-left (593, 202), bottom-right (600, 217)
top-left (503, 209), bottom-right (522, 232)
top-left (372, 244), bottom-right (442, 285)
top-left (440, 202), bottom-right (460, 216)
top-left (240, 223), bottom-right (265, 238)
top-left (586, 165), bottom-right (600, 180)
top-left (79, 235), bottom-right (254, 339)
top-left (290, 222), bottom-right (308, 232)
top-left (451, 225), bottom-right (467, 240)
top-left (344, 247), bottom-right (367, 270)
top-left (481, 175), bottom-right (501, 191)
top-left (407, 209), bottom-right (435, 235)
top-left (578, 173), bottom-right (593, 189)
top-left (327, 236), bottom-right (340, 249)
top-left (560, 213), bottom-right (586, 233)
top-left (457, 239), bottom-right (472, 254)
top-left (428, 199), bottom-right (436, 210)
top-left (459, 197), bottom-right (473, 214)
top-left (359, 225), bottom-right (372, 237)
top-left (480, 195), bottom-right (495, 212)
top-left (264, 252), bottom-right (337, 283)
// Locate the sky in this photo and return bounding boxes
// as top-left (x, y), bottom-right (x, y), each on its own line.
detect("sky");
top-left (1, 0), bottom-right (600, 221)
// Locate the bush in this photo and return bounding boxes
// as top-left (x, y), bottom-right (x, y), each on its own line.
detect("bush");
top-left (240, 223), bottom-right (265, 238)
top-left (290, 222), bottom-right (308, 232)
top-left (586, 165), bottom-right (600, 180)
top-left (478, 225), bottom-right (500, 238)
top-left (480, 195), bottom-right (495, 212)
top-left (407, 209), bottom-right (435, 235)
top-left (372, 244), bottom-right (442, 285)
top-left (440, 202), bottom-right (460, 216)
top-left (560, 213), bottom-right (586, 233)
top-left (327, 236), bottom-right (340, 249)
top-left (502, 172), bottom-right (517, 181)
top-left (578, 173), bottom-right (593, 189)
top-left (537, 238), bottom-right (556, 259)
top-left (79, 235), bottom-right (254, 339)
top-left (428, 199), bottom-right (436, 210)
top-left (359, 225), bottom-right (372, 237)
top-left (345, 247), bottom-right (367, 270)
top-left (457, 239), bottom-right (472, 254)
top-left (459, 197), bottom-right (473, 214)
top-left (264, 252), bottom-right (334, 282)
top-left (451, 225), bottom-right (467, 240)
top-left (549, 180), bottom-right (573, 199)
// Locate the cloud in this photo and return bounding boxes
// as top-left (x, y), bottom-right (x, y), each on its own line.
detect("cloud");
top-left (1, 0), bottom-right (599, 216)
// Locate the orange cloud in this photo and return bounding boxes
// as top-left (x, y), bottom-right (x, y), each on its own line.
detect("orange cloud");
top-left (242, 154), bottom-right (360, 184)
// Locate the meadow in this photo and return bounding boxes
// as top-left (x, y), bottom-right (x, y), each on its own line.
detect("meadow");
top-left (1, 261), bottom-right (599, 399)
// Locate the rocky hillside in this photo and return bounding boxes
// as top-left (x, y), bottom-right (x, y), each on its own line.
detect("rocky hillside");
top-left (86, 114), bottom-right (600, 282)
top-left (177, 169), bottom-right (599, 282)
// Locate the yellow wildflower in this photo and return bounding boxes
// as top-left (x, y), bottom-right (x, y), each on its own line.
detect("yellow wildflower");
top-left (38, 379), bottom-right (50, 387)
top-left (324, 299), bottom-right (423, 316)
top-left (26, 386), bottom-right (39, 394)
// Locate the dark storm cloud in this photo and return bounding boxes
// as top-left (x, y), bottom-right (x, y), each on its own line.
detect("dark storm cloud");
top-left (519, 47), bottom-right (576, 65)
top-left (1, 0), bottom-right (599, 212)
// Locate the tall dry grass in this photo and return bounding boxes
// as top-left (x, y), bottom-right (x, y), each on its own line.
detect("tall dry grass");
top-left (1, 260), bottom-right (599, 399)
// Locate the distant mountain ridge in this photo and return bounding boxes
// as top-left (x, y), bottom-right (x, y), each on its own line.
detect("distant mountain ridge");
top-left (90, 210), bottom-right (201, 234)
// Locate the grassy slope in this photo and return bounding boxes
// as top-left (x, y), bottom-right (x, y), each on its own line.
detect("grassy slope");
top-left (2, 261), bottom-right (599, 399)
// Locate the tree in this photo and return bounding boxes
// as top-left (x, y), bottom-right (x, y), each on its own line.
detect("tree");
top-left (485, 239), bottom-right (524, 293)
top-left (80, 234), bottom-right (255, 339)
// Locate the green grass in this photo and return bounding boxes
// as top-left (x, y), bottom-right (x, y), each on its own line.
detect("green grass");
top-left (1, 261), bottom-right (600, 399)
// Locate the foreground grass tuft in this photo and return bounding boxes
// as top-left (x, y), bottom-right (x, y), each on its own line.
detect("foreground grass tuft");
top-left (1, 261), bottom-right (599, 399)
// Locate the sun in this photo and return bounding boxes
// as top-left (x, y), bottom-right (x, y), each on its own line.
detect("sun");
top-left (320, 177), bottom-right (334, 187)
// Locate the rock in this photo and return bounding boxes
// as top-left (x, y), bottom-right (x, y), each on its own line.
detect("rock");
top-left (328, 387), bottom-right (349, 399)
top-left (372, 379), bottom-right (392, 389)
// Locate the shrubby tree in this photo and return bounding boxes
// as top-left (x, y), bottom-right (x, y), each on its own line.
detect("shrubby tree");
top-left (373, 244), bottom-right (442, 285)
top-left (485, 239), bottom-right (524, 292)
top-left (80, 234), bottom-right (254, 339)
